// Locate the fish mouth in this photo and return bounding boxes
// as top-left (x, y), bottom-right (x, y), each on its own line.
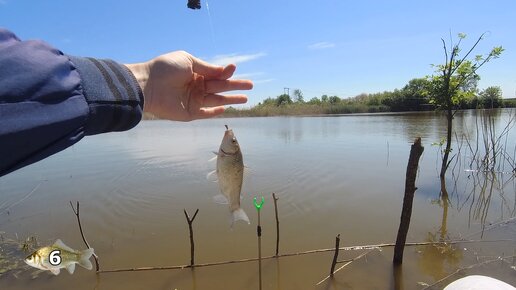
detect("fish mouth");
top-left (220, 148), bottom-right (238, 156)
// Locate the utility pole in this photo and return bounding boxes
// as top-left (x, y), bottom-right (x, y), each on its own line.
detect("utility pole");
top-left (284, 87), bottom-right (290, 96)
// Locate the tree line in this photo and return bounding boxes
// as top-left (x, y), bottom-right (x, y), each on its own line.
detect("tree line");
top-left (223, 81), bottom-right (510, 118)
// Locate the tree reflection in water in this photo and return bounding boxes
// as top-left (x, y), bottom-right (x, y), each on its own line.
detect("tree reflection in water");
top-left (417, 178), bottom-right (463, 281)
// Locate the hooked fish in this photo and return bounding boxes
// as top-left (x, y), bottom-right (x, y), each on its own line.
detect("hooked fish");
top-left (24, 239), bottom-right (94, 275)
top-left (211, 125), bottom-right (250, 225)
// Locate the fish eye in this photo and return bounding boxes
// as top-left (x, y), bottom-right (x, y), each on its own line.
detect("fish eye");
top-left (232, 138), bottom-right (237, 143)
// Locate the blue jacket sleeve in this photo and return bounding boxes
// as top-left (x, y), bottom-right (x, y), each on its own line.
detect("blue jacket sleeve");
top-left (0, 28), bottom-right (144, 177)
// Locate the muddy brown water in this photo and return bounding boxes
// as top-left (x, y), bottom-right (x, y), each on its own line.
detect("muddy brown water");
top-left (1, 109), bottom-right (515, 289)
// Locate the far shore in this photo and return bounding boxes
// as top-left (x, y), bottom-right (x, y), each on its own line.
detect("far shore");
top-left (142, 105), bottom-right (515, 120)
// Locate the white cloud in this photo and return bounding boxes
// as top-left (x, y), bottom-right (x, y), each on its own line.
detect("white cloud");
top-left (231, 72), bottom-right (273, 84)
top-left (253, 78), bottom-right (275, 84)
top-left (308, 42), bottom-right (336, 50)
top-left (232, 72), bottom-right (264, 79)
top-left (209, 52), bottom-right (266, 66)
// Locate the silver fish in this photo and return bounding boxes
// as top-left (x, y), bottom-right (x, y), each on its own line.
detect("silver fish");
top-left (24, 239), bottom-right (94, 275)
top-left (212, 125), bottom-right (250, 225)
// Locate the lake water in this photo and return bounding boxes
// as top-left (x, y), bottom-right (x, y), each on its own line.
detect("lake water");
top-left (1, 109), bottom-right (515, 290)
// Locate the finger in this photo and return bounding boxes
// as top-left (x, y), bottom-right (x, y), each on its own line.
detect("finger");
top-left (191, 55), bottom-right (225, 78)
top-left (218, 64), bottom-right (236, 80)
top-left (205, 79), bottom-right (253, 94)
top-left (203, 94), bottom-right (248, 107)
top-left (195, 106), bottom-right (226, 119)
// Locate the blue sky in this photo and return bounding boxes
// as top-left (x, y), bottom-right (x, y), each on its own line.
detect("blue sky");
top-left (1, 0), bottom-right (515, 106)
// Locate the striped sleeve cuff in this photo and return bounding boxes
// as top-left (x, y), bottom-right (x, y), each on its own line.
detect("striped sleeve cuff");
top-left (67, 56), bottom-right (144, 135)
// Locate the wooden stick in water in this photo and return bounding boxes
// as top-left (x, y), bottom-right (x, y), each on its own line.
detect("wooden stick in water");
top-left (330, 234), bottom-right (340, 277)
top-left (393, 137), bottom-right (424, 265)
top-left (316, 249), bottom-right (372, 286)
top-left (69, 201), bottom-right (100, 272)
top-left (183, 209), bottom-right (199, 266)
top-left (97, 239), bottom-right (514, 273)
top-left (272, 192), bottom-right (280, 257)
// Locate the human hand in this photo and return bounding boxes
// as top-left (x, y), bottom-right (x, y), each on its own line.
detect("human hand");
top-left (125, 51), bottom-right (253, 121)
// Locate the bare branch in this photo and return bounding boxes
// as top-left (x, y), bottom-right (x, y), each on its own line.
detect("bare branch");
top-left (316, 250), bottom-right (373, 286)
top-left (184, 209), bottom-right (199, 266)
top-left (69, 201), bottom-right (100, 272)
top-left (451, 32), bottom-right (486, 76)
top-left (330, 234), bottom-right (340, 276)
top-left (97, 239), bottom-right (514, 274)
top-left (272, 192), bottom-right (280, 256)
top-left (441, 38), bottom-right (448, 73)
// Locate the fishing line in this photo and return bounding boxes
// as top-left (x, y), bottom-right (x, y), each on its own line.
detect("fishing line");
top-left (205, 0), bottom-right (217, 50)
top-left (0, 182), bottom-right (42, 215)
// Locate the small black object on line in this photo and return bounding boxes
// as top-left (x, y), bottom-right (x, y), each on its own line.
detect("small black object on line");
top-left (187, 0), bottom-right (201, 9)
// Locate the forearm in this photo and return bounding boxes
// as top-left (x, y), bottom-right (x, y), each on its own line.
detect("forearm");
top-left (0, 28), bottom-right (144, 177)
top-left (68, 56), bottom-right (144, 134)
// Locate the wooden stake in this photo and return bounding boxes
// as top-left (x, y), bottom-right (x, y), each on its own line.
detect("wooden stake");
top-left (330, 234), bottom-right (340, 277)
top-left (183, 209), bottom-right (199, 266)
top-left (272, 193), bottom-right (280, 256)
top-left (69, 201), bottom-right (100, 272)
top-left (393, 138), bottom-right (424, 265)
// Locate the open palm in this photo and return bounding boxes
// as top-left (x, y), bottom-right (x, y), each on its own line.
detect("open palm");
top-left (126, 51), bottom-right (253, 121)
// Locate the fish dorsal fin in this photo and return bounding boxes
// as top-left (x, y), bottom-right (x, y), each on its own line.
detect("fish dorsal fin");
top-left (53, 239), bottom-right (75, 252)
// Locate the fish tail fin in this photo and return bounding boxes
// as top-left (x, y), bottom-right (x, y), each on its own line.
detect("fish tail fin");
top-left (231, 208), bottom-right (250, 225)
top-left (78, 248), bottom-right (94, 270)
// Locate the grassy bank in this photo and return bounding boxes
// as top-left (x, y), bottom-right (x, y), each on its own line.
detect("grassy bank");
top-left (222, 103), bottom-right (391, 117)
top-left (141, 97), bottom-right (515, 120)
